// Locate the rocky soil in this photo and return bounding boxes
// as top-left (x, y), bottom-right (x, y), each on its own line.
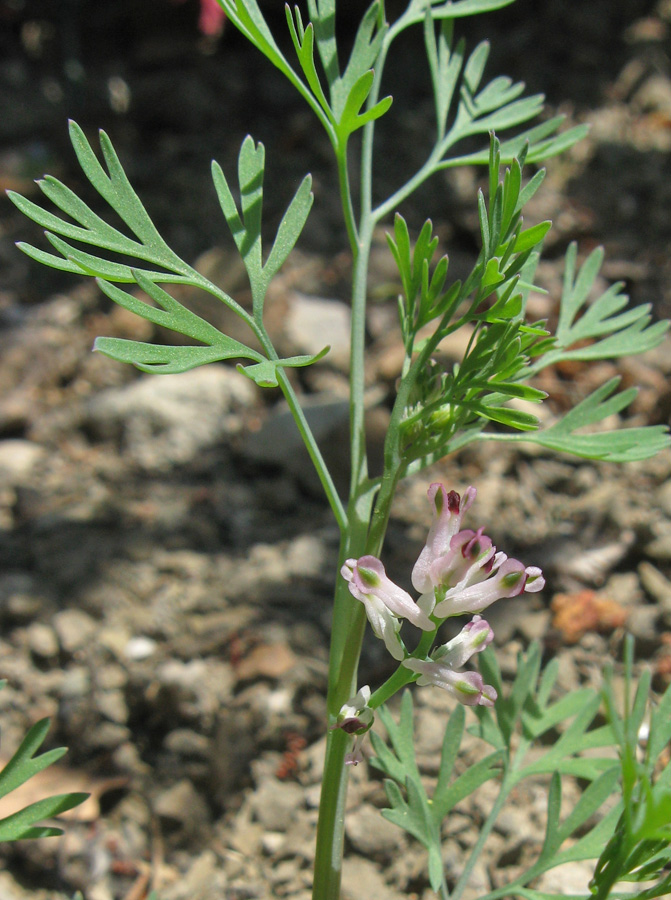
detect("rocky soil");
top-left (0, 1), bottom-right (671, 899)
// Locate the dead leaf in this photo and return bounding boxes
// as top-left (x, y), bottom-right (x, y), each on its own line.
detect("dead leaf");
top-left (235, 642), bottom-right (297, 680)
top-left (0, 758), bottom-right (128, 822)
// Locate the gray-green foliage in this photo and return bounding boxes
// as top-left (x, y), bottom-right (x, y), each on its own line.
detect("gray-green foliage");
top-left (0, 682), bottom-right (87, 841)
top-left (5, 1), bottom-right (671, 896)
top-left (372, 640), bottom-right (671, 900)
top-left (8, 123), bottom-right (325, 386)
top-left (7, 0), bottom-right (669, 467)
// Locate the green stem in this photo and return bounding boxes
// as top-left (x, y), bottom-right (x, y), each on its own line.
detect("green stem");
top-left (312, 169), bottom-right (378, 900)
top-left (312, 728), bottom-right (351, 900)
top-left (275, 363), bottom-right (348, 535)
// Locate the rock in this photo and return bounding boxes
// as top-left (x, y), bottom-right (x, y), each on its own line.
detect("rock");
top-left (249, 778), bottom-right (304, 831)
top-left (243, 393), bottom-right (349, 469)
top-left (536, 859), bottom-right (596, 894)
top-left (87, 365), bottom-right (257, 470)
top-left (162, 850), bottom-right (224, 900)
top-left (25, 622), bottom-right (59, 659)
top-left (0, 572), bottom-right (51, 621)
top-left (602, 572), bottom-right (644, 606)
top-left (154, 780), bottom-right (210, 835)
top-left (154, 658), bottom-right (234, 722)
top-left (341, 856), bottom-right (398, 900)
top-left (87, 722), bottom-right (131, 750)
top-left (627, 604), bottom-right (661, 650)
top-left (95, 689), bottom-right (129, 724)
top-left (639, 561), bottom-right (671, 613)
top-left (0, 439), bottom-right (46, 487)
top-left (645, 531), bottom-right (671, 561)
top-left (123, 635), bottom-right (159, 660)
top-left (283, 292), bottom-right (351, 372)
top-left (52, 609), bottom-right (97, 654)
top-left (164, 728), bottom-right (210, 759)
top-left (345, 803), bottom-right (404, 860)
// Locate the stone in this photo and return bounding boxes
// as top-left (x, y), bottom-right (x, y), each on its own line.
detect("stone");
top-left (52, 608), bottom-right (97, 654)
top-left (154, 780), bottom-right (210, 834)
top-left (283, 292), bottom-right (351, 372)
top-left (124, 635), bottom-right (159, 660)
top-left (345, 803), bottom-right (404, 860)
top-left (162, 850), bottom-right (223, 900)
top-left (340, 856), bottom-right (398, 900)
top-left (95, 689), bottom-right (129, 724)
top-left (639, 561), bottom-right (671, 612)
top-left (25, 622), bottom-right (59, 659)
top-left (249, 778), bottom-right (304, 831)
top-left (164, 728), bottom-right (210, 759)
top-left (0, 439), bottom-right (46, 487)
top-left (87, 365), bottom-right (257, 470)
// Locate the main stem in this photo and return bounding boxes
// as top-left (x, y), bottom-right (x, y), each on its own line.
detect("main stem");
top-left (312, 225), bottom-right (375, 900)
top-left (313, 9), bottom-right (404, 896)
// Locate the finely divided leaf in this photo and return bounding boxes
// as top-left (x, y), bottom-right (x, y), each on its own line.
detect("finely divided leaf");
top-left (484, 377), bottom-right (671, 462)
top-left (531, 242), bottom-right (669, 368)
top-left (237, 347), bottom-right (330, 387)
top-left (0, 717), bottom-right (88, 841)
top-left (0, 792), bottom-right (90, 842)
top-left (9, 122), bottom-right (194, 283)
top-left (93, 274), bottom-right (263, 374)
top-left (212, 140), bottom-right (314, 316)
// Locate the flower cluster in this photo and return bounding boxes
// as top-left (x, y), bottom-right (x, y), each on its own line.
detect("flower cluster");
top-left (341, 483), bottom-right (544, 707)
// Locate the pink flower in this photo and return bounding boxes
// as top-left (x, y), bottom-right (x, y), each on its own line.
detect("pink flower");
top-left (432, 553), bottom-right (544, 618)
top-left (342, 556), bottom-right (433, 660)
top-left (412, 484), bottom-right (476, 593)
top-left (197, 0), bottom-right (226, 36)
top-left (402, 616), bottom-right (497, 707)
top-left (410, 484), bottom-right (545, 620)
top-left (173, 0), bottom-right (227, 37)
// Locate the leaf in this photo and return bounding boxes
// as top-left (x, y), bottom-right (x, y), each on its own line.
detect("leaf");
top-left (336, 69), bottom-right (392, 138)
top-left (441, 119), bottom-right (589, 168)
top-left (530, 243), bottom-right (669, 369)
top-left (464, 94), bottom-right (546, 135)
top-left (8, 121), bottom-right (193, 283)
top-left (237, 347), bottom-right (330, 388)
top-left (212, 137), bottom-right (264, 288)
top-left (263, 174), bottom-right (314, 282)
top-left (483, 377), bottom-right (671, 462)
top-left (213, 140), bottom-right (314, 316)
top-left (94, 338), bottom-right (259, 376)
top-left (93, 273), bottom-right (264, 375)
top-left (464, 401), bottom-right (540, 431)
top-left (285, 12), bottom-right (333, 120)
top-left (462, 40), bottom-right (490, 94)
top-left (424, 15), bottom-right (463, 139)
top-left (513, 220), bottom-right (552, 254)
top-left (97, 274), bottom-right (247, 349)
top-left (330, 1), bottom-right (387, 120)
top-left (220, 0), bottom-right (330, 131)
top-left (0, 793), bottom-right (90, 842)
top-left (431, 750), bottom-right (503, 822)
top-left (523, 688), bottom-right (599, 740)
top-left (0, 717), bottom-right (88, 842)
top-left (0, 720), bottom-right (67, 801)
top-left (647, 681), bottom-right (671, 764)
top-left (306, 0), bottom-right (338, 84)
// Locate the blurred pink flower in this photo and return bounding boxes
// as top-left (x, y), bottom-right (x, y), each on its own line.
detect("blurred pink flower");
top-left (173, 0), bottom-right (227, 37)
